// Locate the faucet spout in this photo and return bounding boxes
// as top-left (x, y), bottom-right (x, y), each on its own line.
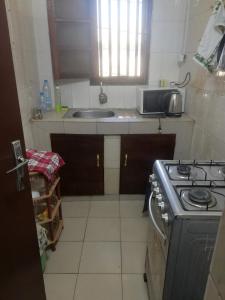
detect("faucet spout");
top-left (99, 81), bottom-right (108, 104)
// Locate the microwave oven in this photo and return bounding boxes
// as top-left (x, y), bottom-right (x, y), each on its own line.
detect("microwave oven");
top-left (136, 87), bottom-right (185, 116)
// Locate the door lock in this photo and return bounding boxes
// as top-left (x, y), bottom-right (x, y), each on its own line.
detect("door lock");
top-left (6, 140), bottom-right (28, 191)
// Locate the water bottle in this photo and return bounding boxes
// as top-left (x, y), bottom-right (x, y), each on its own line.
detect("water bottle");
top-left (40, 92), bottom-right (46, 112)
top-left (42, 80), bottom-right (52, 111)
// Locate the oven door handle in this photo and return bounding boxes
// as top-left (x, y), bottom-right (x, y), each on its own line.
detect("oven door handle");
top-left (149, 192), bottom-right (167, 241)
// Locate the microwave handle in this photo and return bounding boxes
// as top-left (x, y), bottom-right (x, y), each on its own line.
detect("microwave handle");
top-left (149, 192), bottom-right (167, 241)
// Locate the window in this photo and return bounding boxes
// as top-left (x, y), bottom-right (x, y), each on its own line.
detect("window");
top-left (90, 0), bottom-right (151, 85)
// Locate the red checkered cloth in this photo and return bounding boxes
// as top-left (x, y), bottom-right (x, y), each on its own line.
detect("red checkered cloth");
top-left (26, 149), bottom-right (65, 182)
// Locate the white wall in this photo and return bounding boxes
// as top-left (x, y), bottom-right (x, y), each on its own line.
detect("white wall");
top-left (180, 0), bottom-right (225, 159)
top-left (32, 0), bottom-right (55, 103)
top-left (5, 0), bottom-right (40, 148)
top-left (33, 0), bottom-right (188, 109)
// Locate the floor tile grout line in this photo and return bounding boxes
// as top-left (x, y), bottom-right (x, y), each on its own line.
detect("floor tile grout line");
top-left (119, 198), bottom-right (124, 300)
top-left (45, 272), bottom-right (146, 275)
top-left (72, 209), bottom-right (90, 300)
top-left (63, 216), bottom-right (145, 219)
top-left (72, 274), bottom-right (78, 300)
top-left (48, 240), bottom-right (148, 245)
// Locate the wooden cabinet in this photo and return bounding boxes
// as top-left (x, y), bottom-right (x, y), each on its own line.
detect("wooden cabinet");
top-left (120, 134), bottom-right (176, 194)
top-left (51, 134), bottom-right (104, 195)
top-left (47, 0), bottom-right (91, 79)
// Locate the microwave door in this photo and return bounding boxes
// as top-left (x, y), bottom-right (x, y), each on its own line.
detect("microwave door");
top-left (143, 91), bottom-right (165, 115)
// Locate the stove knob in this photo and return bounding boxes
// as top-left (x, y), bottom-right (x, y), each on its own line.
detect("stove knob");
top-left (153, 187), bottom-right (160, 194)
top-left (158, 202), bottom-right (168, 212)
top-left (156, 194), bottom-right (163, 202)
top-left (149, 174), bottom-right (156, 182)
top-left (152, 181), bottom-right (158, 188)
top-left (161, 213), bottom-right (169, 225)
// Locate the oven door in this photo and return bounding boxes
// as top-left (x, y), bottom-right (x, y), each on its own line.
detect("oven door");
top-left (145, 192), bottom-right (168, 300)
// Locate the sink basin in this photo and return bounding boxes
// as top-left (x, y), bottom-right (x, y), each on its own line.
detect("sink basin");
top-left (72, 110), bottom-right (115, 119)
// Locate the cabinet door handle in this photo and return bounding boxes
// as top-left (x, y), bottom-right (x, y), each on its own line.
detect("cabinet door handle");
top-left (97, 154), bottom-right (100, 168)
top-left (124, 154), bottom-right (128, 167)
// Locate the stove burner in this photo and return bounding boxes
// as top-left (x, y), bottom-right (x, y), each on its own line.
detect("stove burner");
top-left (177, 165), bottom-right (191, 176)
top-left (180, 188), bottom-right (217, 210)
top-left (189, 189), bottom-right (212, 204)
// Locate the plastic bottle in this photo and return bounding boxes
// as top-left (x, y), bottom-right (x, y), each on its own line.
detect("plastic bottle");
top-left (39, 92), bottom-right (46, 112)
top-left (42, 80), bottom-right (52, 111)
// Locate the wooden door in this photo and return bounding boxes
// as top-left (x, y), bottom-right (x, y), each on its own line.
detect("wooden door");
top-left (51, 134), bottom-right (104, 195)
top-left (0, 3), bottom-right (46, 299)
top-left (120, 134), bottom-right (176, 194)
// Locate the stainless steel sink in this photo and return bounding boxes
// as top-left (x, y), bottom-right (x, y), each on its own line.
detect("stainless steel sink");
top-left (64, 109), bottom-right (115, 119)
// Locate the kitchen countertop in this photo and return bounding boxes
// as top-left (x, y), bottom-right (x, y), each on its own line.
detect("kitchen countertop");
top-left (31, 109), bottom-right (194, 123)
top-left (31, 109), bottom-right (195, 159)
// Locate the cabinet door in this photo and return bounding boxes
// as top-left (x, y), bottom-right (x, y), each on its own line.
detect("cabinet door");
top-left (47, 0), bottom-right (91, 80)
top-left (51, 134), bottom-right (104, 195)
top-left (120, 134), bottom-right (176, 194)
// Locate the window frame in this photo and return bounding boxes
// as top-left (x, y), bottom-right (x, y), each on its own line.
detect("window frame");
top-left (90, 0), bottom-right (152, 85)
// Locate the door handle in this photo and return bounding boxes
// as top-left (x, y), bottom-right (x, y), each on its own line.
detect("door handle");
top-left (6, 140), bottom-right (28, 191)
top-left (97, 154), bottom-right (100, 168)
top-left (6, 156), bottom-right (28, 174)
top-left (124, 154), bottom-right (128, 167)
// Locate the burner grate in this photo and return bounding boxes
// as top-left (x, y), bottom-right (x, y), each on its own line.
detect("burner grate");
top-left (165, 161), bottom-right (225, 182)
top-left (166, 163), bottom-right (207, 181)
top-left (175, 184), bottom-right (225, 211)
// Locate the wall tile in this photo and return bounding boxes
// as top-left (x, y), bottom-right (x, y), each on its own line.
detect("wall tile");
top-left (179, 0), bottom-right (225, 160)
top-left (129, 121), bottom-right (159, 134)
top-left (64, 122), bottom-right (97, 135)
top-left (71, 81), bottom-right (90, 108)
top-left (97, 122), bottom-right (129, 134)
top-left (152, 0), bottom-right (187, 22)
top-left (104, 169), bottom-right (120, 195)
top-left (60, 84), bottom-right (73, 107)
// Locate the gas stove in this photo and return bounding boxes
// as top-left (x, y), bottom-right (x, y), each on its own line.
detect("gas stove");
top-left (152, 160), bottom-right (225, 217)
top-left (145, 160), bottom-right (225, 300)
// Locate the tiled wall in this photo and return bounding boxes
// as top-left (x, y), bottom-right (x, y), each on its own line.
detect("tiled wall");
top-left (180, 0), bottom-right (225, 159)
top-left (33, 0), bottom-right (188, 109)
top-left (32, 0), bottom-right (55, 102)
top-left (104, 136), bottom-right (121, 194)
top-left (5, 0), bottom-right (40, 148)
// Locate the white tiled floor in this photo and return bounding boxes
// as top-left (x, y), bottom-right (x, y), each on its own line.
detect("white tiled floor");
top-left (44, 196), bottom-right (149, 300)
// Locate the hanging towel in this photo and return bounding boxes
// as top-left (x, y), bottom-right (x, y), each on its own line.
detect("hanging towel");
top-left (26, 149), bottom-right (65, 182)
top-left (194, 0), bottom-right (225, 72)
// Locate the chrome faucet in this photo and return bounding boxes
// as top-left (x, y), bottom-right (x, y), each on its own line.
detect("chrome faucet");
top-left (99, 81), bottom-right (108, 104)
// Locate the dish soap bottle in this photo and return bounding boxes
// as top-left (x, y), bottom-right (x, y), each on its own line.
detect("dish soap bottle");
top-left (55, 85), bottom-right (62, 112)
top-left (43, 80), bottom-right (52, 111)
